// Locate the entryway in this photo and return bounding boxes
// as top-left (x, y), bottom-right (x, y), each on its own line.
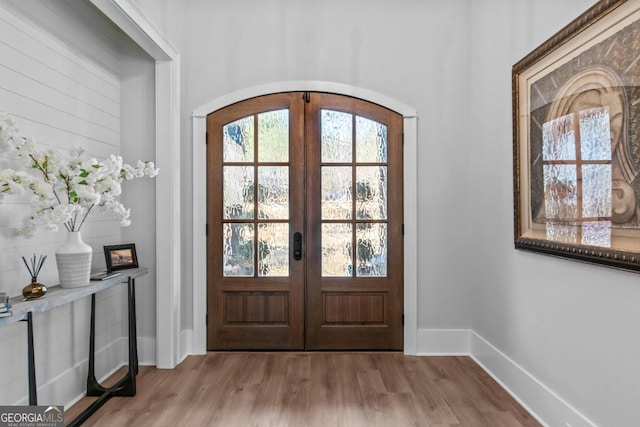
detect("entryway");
top-left (206, 92), bottom-right (403, 350)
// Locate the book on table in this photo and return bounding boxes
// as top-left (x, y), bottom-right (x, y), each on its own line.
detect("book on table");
top-left (0, 292), bottom-right (12, 317)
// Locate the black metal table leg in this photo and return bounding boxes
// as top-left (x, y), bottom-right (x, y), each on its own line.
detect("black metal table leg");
top-left (131, 278), bottom-right (138, 376)
top-left (67, 276), bottom-right (139, 427)
top-left (22, 312), bottom-right (37, 406)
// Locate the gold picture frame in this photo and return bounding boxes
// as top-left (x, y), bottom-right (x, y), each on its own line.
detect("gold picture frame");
top-left (513, 0), bottom-right (640, 271)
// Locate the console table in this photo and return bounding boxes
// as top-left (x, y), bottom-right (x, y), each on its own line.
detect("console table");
top-left (0, 267), bottom-right (148, 426)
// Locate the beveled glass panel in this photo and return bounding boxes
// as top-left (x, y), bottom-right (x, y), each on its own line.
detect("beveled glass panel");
top-left (223, 115), bottom-right (254, 163)
top-left (356, 223), bottom-right (387, 277)
top-left (258, 223), bottom-right (289, 277)
top-left (321, 109), bottom-right (352, 163)
top-left (258, 109), bottom-right (289, 162)
top-left (258, 166), bottom-right (289, 219)
top-left (322, 223), bottom-right (352, 277)
top-left (582, 164), bottom-right (611, 218)
top-left (542, 113), bottom-right (575, 161)
top-left (223, 166), bottom-right (254, 219)
top-left (542, 164), bottom-right (577, 221)
top-left (223, 223), bottom-right (254, 277)
top-left (580, 107), bottom-right (611, 161)
top-left (356, 166), bottom-right (387, 220)
top-left (322, 166), bottom-right (352, 219)
top-left (356, 116), bottom-right (387, 163)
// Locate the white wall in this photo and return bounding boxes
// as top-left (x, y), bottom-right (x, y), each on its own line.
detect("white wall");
top-left (123, 0), bottom-right (640, 425)
top-left (0, 0), bottom-right (156, 406)
top-left (132, 0), bottom-right (473, 333)
top-left (119, 35), bottom-right (156, 364)
top-left (469, 0), bottom-right (640, 426)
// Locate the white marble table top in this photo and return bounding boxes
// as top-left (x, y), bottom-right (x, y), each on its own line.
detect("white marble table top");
top-left (0, 267), bottom-right (148, 327)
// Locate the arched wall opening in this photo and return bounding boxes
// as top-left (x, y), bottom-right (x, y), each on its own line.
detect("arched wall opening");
top-left (190, 81), bottom-right (418, 354)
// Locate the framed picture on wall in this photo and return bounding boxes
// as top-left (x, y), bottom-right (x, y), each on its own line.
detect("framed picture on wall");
top-left (513, 0), bottom-right (640, 272)
top-left (104, 244), bottom-right (139, 272)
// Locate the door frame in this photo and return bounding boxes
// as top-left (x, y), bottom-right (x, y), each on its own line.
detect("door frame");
top-left (191, 81), bottom-right (418, 355)
top-left (91, 0), bottom-right (182, 369)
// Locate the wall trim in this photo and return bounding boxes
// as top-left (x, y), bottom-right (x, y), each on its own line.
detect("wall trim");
top-left (90, 0), bottom-right (182, 369)
top-left (470, 331), bottom-right (597, 427)
top-left (11, 337), bottom-right (125, 408)
top-left (191, 81), bottom-right (418, 355)
top-left (414, 328), bottom-right (597, 427)
top-left (180, 328), bottom-right (193, 365)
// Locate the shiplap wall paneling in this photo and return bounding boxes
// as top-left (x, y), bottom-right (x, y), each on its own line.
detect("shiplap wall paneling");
top-left (0, 0), bottom-right (125, 406)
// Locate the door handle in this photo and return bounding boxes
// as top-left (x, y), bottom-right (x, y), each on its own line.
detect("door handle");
top-left (293, 232), bottom-right (302, 260)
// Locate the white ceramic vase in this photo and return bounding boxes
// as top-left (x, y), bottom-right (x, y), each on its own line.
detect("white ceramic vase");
top-left (56, 231), bottom-right (92, 288)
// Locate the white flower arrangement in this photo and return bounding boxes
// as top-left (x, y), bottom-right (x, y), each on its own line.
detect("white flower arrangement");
top-left (0, 112), bottom-right (159, 237)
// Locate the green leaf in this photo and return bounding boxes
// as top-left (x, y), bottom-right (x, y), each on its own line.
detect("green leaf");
top-left (78, 180), bottom-right (88, 185)
top-left (92, 164), bottom-right (101, 169)
top-left (79, 169), bottom-right (89, 178)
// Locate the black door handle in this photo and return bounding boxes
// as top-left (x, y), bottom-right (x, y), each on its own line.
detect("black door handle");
top-left (293, 232), bottom-right (302, 260)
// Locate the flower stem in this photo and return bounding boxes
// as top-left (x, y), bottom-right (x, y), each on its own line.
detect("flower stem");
top-left (77, 204), bottom-right (94, 231)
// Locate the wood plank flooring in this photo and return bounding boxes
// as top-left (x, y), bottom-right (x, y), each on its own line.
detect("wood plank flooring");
top-left (66, 353), bottom-right (541, 427)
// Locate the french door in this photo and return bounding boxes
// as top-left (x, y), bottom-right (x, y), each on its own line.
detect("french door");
top-left (206, 92), bottom-right (403, 350)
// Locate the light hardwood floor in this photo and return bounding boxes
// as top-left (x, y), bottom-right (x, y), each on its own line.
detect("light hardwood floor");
top-left (66, 353), bottom-right (541, 426)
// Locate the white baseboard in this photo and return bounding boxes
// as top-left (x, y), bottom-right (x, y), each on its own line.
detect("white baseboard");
top-left (415, 329), bottom-right (597, 427)
top-left (179, 328), bottom-right (192, 365)
top-left (469, 331), bottom-right (597, 427)
top-left (11, 336), bottom-right (158, 409)
top-left (416, 328), bottom-right (470, 355)
top-left (9, 337), bottom-right (126, 408)
top-left (138, 330), bottom-right (190, 368)
top-left (22, 327), bottom-right (597, 427)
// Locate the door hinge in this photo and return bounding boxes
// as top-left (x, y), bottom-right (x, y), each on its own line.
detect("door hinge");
top-left (206, 313), bottom-right (208, 324)
top-left (402, 315), bottom-right (405, 325)
top-left (206, 131), bottom-right (209, 145)
top-left (402, 132), bottom-right (404, 144)
top-left (402, 224), bottom-right (404, 235)
top-left (206, 224), bottom-right (209, 235)
top-left (303, 91), bottom-right (310, 103)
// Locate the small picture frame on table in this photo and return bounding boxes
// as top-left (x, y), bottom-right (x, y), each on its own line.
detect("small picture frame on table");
top-left (104, 244), bottom-right (138, 272)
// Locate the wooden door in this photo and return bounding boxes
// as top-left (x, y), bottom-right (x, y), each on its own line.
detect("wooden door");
top-left (304, 93), bottom-right (403, 350)
top-left (207, 92), bottom-right (403, 350)
top-left (207, 93), bottom-right (305, 349)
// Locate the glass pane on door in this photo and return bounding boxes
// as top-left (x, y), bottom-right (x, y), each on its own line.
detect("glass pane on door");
top-left (322, 223), bottom-right (353, 277)
top-left (258, 109), bottom-right (289, 162)
top-left (223, 166), bottom-right (254, 219)
top-left (258, 223), bottom-right (289, 276)
top-left (322, 166), bottom-right (352, 220)
top-left (222, 109), bottom-right (291, 278)
top-left (356, 223), bottom-right (387, 277)
top-left (356, 116), bottom-right (387, 162)
top-left (321, 110), bottom-right (352, 163)
top-left (258, 166), bottom-right (289, 219)
top-left (223, 116), bottom-right (254, 162)
top-left (223, 223), bottom-right (254, 276)
top-left (320, 111), bottom-right (389, 277)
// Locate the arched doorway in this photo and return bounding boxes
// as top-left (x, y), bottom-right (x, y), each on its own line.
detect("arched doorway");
top-left (207, 92), bottom-right (403, 350)
top-left (191, 81), bottom-right (418, 355)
